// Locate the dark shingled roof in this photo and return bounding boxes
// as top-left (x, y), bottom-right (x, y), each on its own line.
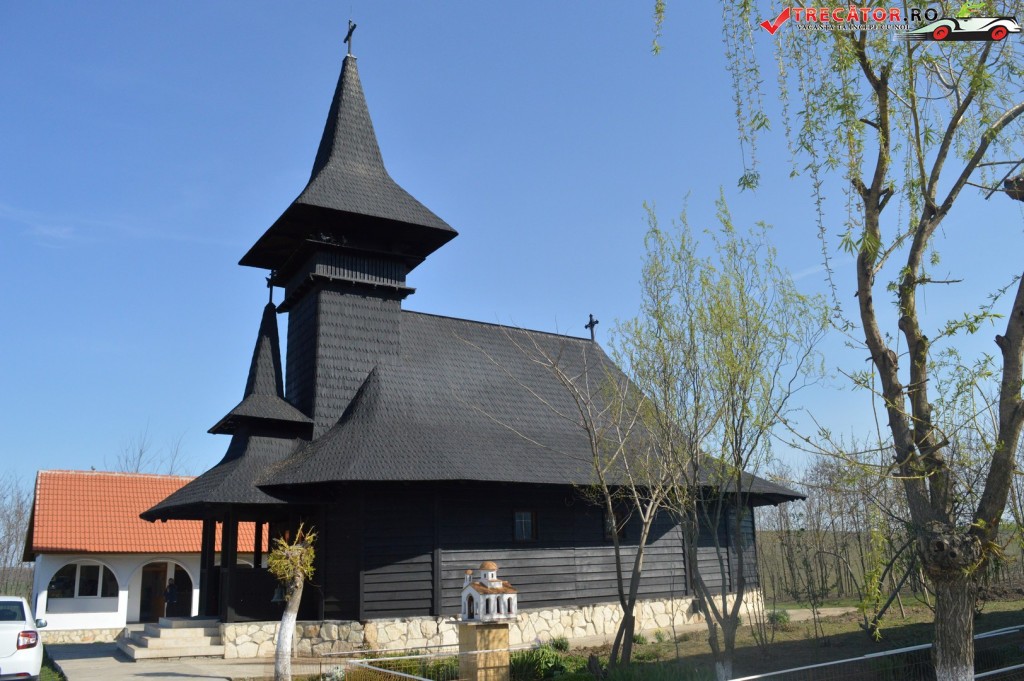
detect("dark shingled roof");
top-left (142, 305), bottom-right (309, 521)
top-left (262, 313), bottom-right (603, 487)
top-left (209, 303), bottom-right (312, 435)
top-left (141, 434), bottom-right (300, 520)
top-left (240, 55), bottom-right (457, 275)
top-left (259, 312), bottom-right (803, 506)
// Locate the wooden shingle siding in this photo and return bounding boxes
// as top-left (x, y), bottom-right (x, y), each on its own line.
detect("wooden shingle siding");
top-left (284, 292), bottom-right (317, 418)
top-left (307, 288), bottom-right (402, 438)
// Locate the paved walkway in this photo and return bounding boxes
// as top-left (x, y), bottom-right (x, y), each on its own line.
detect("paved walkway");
top-left (48, 643), bottom-right (305, 681)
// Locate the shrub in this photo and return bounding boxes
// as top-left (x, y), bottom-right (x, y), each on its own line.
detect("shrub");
top-left (510, 645), bottom-right (567, 681)
top-left (653, 629), bottom-right (667, 644)
top-left (632, 632), bottom-right (648, 645)
top-left (511, 650), bottom-right (542, 681)
top-left (424, 657), bottom-right (459, 681)
top-left (550, 636), bottom-right (570, 652)
top-left (767, 609), bottom-right (790, 628)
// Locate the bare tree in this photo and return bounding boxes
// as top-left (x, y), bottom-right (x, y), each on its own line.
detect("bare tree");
top-left (475, 330), bottom-right (668, 667)
top-left (615, 201), bottom-right (826, 680)
top-left (109, 426), bottom-right (191, 475)
top-left (0, 474), bottom-right (32, 599)
top-left (113, 426), bottom-right (154, 473)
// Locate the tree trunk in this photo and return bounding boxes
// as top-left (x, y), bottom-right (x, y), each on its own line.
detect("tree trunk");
top-left (620, 610), bottom-right (635, 665)
top-left (715, 618), bottom-right (738, 681)
top-left (931, 575), bottom-right (976, 681)
top-left (275, 577), bottom-right (304, 681)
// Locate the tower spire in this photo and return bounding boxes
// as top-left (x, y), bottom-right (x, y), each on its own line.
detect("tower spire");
top-left (240, 42), bottom-right (456, 282)
top-left (207, 303), bottom-right (312, 435)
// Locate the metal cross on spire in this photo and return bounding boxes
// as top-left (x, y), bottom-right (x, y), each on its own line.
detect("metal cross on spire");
top-left (585, 314), bottom-right (599, 342)
top-left (344, 20), bottom-right (357, 56)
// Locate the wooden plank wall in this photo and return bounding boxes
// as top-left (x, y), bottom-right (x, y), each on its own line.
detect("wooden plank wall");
top-left (437, 485), bottom-right (688, 615)
top-left (361, 489), bottom-right (436, 618)
top-left (321, 497), bottom-right (361, 620)
top-left (319, 483), bottom-right (757, 620)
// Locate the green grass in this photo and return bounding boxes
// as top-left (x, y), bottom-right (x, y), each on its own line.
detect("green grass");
top-left (606, 662), bottom-right (714, 681)
top-left (40, 649), bottom-right (66, 681)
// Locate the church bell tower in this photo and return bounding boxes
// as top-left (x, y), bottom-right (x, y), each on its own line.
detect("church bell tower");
top-left (240, 38), bottom-right (457, 436)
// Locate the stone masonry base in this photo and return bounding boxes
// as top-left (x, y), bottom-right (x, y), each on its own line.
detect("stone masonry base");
top-left (41, 628), bottom-right (125, 644)
top-left (221, 592), bottom-right (763, 659)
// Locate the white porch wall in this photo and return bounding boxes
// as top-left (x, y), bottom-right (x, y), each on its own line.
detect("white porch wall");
top-left (33, 553), bottom-right (201, 631)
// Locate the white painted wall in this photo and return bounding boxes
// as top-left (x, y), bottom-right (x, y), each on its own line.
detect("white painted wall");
top-left (32, 553), bottom-right (201, 631)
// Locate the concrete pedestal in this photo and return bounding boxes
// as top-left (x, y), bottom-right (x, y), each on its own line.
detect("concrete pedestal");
top-left (458, 622), bottom-right (510, 681)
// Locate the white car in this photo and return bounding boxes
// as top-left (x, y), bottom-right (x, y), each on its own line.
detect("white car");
top-left (0, 597), bottom-right (46, 681)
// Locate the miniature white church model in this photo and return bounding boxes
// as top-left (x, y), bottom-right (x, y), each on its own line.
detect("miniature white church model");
top-left (460, 561), bottom-right (518, 622)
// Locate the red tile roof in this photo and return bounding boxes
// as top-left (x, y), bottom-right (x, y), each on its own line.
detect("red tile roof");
top-left (25, 470), bottom-right (264, 557)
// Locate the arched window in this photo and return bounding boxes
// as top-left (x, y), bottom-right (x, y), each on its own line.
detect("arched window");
top-left (47, 563), bottom-right (118, 599)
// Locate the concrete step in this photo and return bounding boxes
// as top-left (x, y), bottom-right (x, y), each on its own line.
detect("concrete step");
top-left (143, 623), bottom-right (221, 638)
top-left (118, 617), bottom-right (226, 661)
top-left (117, 638), bottom-right (226, 660)
top-left (157, 616), bottom-right (220, 629)
top-left (133, 634), bottom-right (222, 649)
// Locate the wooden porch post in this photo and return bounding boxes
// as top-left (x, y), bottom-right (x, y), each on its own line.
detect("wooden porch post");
top-left (221, 508), bottom-right (238, 621)
top-left (199, 518), bottom-right (217, 617)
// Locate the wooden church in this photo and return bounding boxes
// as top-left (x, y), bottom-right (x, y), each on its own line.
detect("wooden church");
top-left (142, 38), bottom-right (801, 625)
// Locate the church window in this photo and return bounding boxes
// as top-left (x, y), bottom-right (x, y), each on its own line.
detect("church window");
top-left (514, 510), bottom-right (536, 542)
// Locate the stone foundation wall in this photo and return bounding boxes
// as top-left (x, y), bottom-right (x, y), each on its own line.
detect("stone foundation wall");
top-left (221, 592), bottom-right (763, 659)
top-left (41, 628), bottom-right (124, 644)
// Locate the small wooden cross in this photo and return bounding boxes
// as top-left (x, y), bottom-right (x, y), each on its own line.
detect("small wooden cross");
top-left (344, 20), bottom-right (357, 56)
top-left (585, 314), bottom-right (599, 342)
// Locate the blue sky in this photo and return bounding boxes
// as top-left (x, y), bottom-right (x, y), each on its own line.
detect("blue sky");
top-left (3, 2), bottom-right (1022, 485)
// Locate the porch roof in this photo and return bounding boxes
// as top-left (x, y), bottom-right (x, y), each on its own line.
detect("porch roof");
top-left (23, 470), bottom-right (263, 560)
